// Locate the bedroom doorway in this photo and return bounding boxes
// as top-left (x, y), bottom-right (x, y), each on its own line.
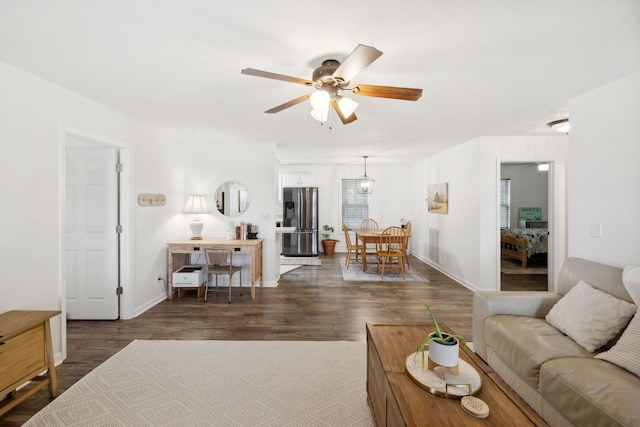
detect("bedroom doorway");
top-left (499, 162), bottom-right (549, 291)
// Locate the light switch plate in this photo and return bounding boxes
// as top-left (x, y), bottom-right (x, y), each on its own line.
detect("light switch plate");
top-left (138, 193), bottom-right (167, 206)
top-left (590, 223), bottom-right (602, 238)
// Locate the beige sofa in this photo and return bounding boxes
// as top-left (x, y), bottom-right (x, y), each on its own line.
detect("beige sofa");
top-left (473, 257), bottom-right (640, 427)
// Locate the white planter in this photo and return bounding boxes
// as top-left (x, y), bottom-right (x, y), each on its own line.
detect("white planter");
top-left (428, 333), bottom-right (459, 368)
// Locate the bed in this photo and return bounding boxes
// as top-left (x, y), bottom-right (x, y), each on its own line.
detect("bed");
top-left (500, 228), bottom-right (549, 267)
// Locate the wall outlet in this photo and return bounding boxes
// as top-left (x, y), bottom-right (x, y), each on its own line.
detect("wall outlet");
top-left (155, 274), bottom-right (160, 282)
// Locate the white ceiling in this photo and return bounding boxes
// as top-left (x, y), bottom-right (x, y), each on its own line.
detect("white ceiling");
top-left (1, 1), bottom-right (639, 165)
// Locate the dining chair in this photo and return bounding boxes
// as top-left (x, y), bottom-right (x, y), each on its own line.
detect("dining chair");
top-left (360, 218), bottom-right (379, 230)
top-left (343, 223), bottom-right (361, 269)
top-left (403, 221), bottom-right (412, 270)
top-left (204, 248), bottom-right (243, 303)
top-left (376, 226), bottom-right (406, 279)
top-left (359, 218), bottom-right (379, 258)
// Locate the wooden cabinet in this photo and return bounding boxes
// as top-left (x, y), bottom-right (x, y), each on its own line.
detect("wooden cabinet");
top-left (0, 310), bottom-right (61, 417)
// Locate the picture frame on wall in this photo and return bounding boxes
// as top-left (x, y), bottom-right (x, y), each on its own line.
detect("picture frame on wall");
top-left (427, 183), bottom-right (449, 214)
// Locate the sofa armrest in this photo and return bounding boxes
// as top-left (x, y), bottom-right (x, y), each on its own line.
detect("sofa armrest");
top-left (472, 291), bottom-right (562, 362)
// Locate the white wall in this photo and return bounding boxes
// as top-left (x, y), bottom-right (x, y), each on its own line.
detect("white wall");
top-left (410, 136), bottom-right (569, 291)
top-left (567, 72), bottom-right (640, 266)
top-left (0, 60), bottom-right (136, 363)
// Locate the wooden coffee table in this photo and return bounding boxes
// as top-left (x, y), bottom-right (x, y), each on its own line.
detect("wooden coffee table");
top-left (366, 322), bottom-right (548, 426)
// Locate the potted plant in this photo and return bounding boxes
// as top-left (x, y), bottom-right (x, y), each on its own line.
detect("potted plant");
top-left (416, 302), bottom-right (466, 378)
top-left (321, 225), bottom-right (338, 255)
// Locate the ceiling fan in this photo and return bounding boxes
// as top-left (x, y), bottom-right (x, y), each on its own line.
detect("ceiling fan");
top-left (241, 44), bottom-right (423, 125)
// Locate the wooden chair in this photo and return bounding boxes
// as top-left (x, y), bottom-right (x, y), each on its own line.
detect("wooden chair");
top-left (360, 218), bottom-right (379, 258)
top-left (204, 248), bottom-right (243, 303)
top-left (376, 226), bottom-right (407, 279)
top-left (360, 218), bottom-right (379, 230)
top-left (402, 221), bottom-right (412, 270)
top-left (343, 223), bottom-right (361, 269)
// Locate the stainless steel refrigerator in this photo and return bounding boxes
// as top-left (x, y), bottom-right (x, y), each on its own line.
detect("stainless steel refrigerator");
top-left (282, 187), bottom-right (318, 256)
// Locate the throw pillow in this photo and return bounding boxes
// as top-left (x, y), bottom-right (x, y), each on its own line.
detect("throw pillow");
top-left (545, 280), bottom-right (637, 352)
top-left (622, 266), bottom-right (640, 305)
top-left (595, 310), bottom-right (640, 377)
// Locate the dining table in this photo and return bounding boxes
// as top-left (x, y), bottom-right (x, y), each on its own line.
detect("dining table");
top-left (355, 228), bottom-right (410, 273)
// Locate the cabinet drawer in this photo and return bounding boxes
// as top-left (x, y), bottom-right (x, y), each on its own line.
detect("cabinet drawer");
top-left (0, 325), bottom-right (46, 393)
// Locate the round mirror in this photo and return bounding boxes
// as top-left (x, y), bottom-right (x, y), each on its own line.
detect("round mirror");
top-left (214, 181), bottom-right (250, 217)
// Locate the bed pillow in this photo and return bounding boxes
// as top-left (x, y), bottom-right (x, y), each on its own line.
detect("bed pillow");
top-left (545, 280), bottom-right (637, 352)
top-left (595, 309), bottom-right (640, 377)
top-left (623, 266), bottom-right (640, 305)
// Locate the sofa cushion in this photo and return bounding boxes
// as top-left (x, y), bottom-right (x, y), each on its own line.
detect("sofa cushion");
top-left (545, 280), bottom-right (637, 352)
top-left (485, 315), bottom-right (593, 389)
top-left (540, 357), bottom-right (640, 427)
top-left (595, 310), bottom-right (640, 377)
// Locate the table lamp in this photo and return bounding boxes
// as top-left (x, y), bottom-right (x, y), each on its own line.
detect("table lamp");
top-left (183, 195), bottom-right (209, 240)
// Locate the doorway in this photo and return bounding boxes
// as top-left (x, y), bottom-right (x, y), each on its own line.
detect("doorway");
top-left (499, 162), bottom-right (550, 291)
top-left (64, 134), bottom-right (121, 319)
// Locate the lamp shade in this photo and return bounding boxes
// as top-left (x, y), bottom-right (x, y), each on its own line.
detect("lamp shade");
top-left (338, 96), bottom-right (359, 118)
top-left (183, 195), bottom-right (209, 214)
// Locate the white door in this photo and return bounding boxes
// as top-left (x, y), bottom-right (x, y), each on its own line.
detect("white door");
top-left (65, 143), bottom-right (119, 319)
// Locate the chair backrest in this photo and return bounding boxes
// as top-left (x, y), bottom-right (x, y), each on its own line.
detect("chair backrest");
top-left (343, 223), bottom-right (354, 248)
top-left (403, 222), bottom-right (412, 249)
top-left (205, 248), bottom-right (232, 267)
top-left (360, 218), bottom-right (379, 230)
top-left (403, 221), bottom-right (412, 236)
top-left (379, 226), bottom-right (406, 253)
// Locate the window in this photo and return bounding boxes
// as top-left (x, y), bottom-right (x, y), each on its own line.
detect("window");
top-left (342, 179), bottom-right (369, 229)
top-left (500, 179), bottom-right (511, 228)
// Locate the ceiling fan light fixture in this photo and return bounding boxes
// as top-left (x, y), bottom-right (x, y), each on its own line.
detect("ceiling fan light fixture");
top-left (310, 107), bottom-right (329, 122)
top-left (357, 155), bottom-right (375, 194)
top-left (547, 118), bottom-right (570, 134)
top-left (338, 96), bottom-right (359, 118)
top-left (310, 91), bottom-right (331, 122)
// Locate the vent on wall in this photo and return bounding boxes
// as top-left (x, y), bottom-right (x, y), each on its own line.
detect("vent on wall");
top-left (429, 228), bottom-right (439, 263)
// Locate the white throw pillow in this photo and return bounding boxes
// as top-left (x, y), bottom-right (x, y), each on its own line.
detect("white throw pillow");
top-left (545, 280), bottom-right (637, 352)
top-left (622, 266), bottom-right (640, 305)
top-left (595, 310), bottom-right (640, 377)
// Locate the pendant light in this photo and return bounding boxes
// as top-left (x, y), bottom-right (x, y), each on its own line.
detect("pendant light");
top-left (357, 156), bottom-right (375, 194)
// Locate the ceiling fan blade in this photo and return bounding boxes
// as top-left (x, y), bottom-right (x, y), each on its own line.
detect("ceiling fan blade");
top-left (350, 84), bottom-right (423, 101)
top-left (332, 44), bottom-right (383, 83)
top-left (265, 94), bottom-right (311, 114)
top-left (241, 68), bottom-right (313, 86)
top-left (331, 99), bottom-right (357, 124)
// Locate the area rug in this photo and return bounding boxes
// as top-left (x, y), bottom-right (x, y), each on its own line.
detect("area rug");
top-left (340, 258), bottom-right (429, 282)
top-left (280, 257), bottom-right (322, 266)
top-left (25, 340), bottom-right (372, 427)
top-left (501, 257), bottom-right (548, 275)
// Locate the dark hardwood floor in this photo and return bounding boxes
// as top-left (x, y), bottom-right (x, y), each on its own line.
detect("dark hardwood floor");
top-left (2, 254), bottom-right (546, 425)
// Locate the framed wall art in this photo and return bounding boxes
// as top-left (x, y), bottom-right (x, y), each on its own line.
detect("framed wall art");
top-left (427, 183), bottom-right (449, 214)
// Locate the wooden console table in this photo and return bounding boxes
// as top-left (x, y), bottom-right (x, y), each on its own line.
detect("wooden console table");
top-left (366, 322), bottom-right (547, 426)
top-left (0, 310), bottom-right (61, 417)
top-left (167, 238), bottom-right (263, 300)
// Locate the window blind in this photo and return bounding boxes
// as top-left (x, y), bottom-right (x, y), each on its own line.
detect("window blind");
top-left (500, 179), bottom-right (511, 228)
top-left (342, 179), bottom-right (369, 230)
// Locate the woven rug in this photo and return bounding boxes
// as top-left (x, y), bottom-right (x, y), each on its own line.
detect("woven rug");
top-left (340, 258), bottom-right (429, 282)
top-left (280, 257), bottom-right (322, 266)
top-left (25, 340), bottom-right (372, 427)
